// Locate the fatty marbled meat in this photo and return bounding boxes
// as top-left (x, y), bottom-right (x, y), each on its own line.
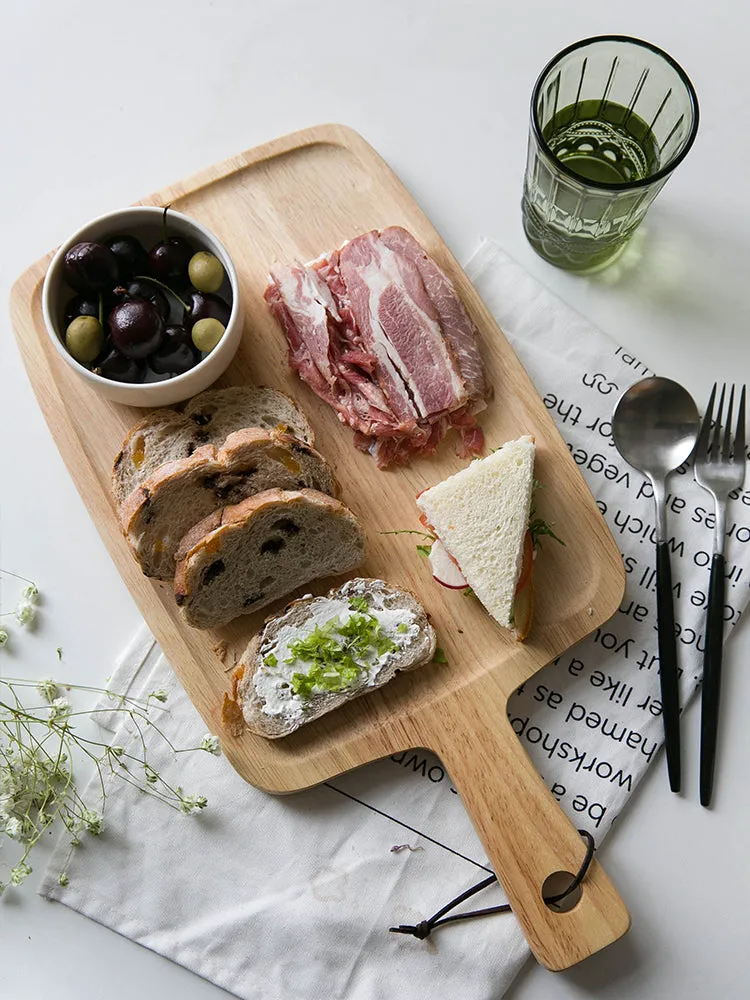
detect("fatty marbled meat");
top-left (265, 227), bottom-right (488, 468)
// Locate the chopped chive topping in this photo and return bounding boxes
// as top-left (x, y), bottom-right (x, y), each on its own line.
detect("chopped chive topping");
top-left (397, 623), bottom-right (409, 634)
top-left (348, 595), bottom-right (369, 613)
top-left (286, 610), bottom-right (399, 699)
top-left (416, 544), bottom-right (432, 557)
top-left (264, 653), bottom-right (278, 667)
top-left (433, 647), bottom-right (448, 664)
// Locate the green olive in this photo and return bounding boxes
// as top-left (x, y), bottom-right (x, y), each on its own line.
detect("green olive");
top-left (191, 317), bottom-right (225, 353)
top-left (188, 251), bottom-right (225, 293)
top-left (66, 315), bottom-right (104, 364)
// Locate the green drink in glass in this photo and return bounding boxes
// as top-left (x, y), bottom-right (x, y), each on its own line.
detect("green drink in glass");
top-left (522, 36), bottom-right (699, 272)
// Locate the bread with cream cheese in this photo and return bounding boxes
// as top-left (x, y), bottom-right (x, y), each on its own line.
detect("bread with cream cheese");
top-left (230, 578), bottom-right (437, 738)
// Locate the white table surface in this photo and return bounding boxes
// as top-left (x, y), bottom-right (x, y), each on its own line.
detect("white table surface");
top-left (2, 1), bottom-right (749, 997)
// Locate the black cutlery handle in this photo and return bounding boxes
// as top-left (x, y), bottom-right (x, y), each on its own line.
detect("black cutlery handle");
top-left (700, 553), bottom-right (726, 807)
top-left (656, 541), bottom-right (681, 793)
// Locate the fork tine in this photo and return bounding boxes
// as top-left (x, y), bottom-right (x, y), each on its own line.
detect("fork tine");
top-left (711, 383), bottom-right (726, 461)
top-left (735, 385), bottom-right (746, 468)
top-left (722, 385), bottom-right (735, 462)
top-left (697, 382), bottom-right (717, 460)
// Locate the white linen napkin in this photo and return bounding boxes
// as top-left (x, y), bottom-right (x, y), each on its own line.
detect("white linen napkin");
top-left (40, 242), bottom-right (750, 1000)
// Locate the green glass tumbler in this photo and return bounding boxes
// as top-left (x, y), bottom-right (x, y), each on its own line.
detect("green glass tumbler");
top-left (521, 35), bottom-right (699, 272)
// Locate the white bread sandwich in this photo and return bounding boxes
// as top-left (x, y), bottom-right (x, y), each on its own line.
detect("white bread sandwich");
top-left (229, 579), bottom-right (437, 738)
top-left (416, 435), bottom-right (548, 641)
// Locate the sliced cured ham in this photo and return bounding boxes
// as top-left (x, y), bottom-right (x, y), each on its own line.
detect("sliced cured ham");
top-left (264, 227), bottom-right (488, 468)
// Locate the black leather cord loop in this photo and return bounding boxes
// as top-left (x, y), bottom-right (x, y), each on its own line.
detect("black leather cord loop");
top-left (390, 830), bottom-right (596, 940)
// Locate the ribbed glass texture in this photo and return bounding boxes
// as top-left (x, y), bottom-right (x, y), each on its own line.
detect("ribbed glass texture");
top-left (522, 36), bottom-right (699, 271)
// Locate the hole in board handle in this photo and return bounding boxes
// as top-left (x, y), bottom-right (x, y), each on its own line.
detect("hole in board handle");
top-left (542, 870), bottom-right (583, 912)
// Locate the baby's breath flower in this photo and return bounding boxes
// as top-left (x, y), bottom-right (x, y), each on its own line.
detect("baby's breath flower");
top-left (0, 600), bottom-right (220, 894)
top-left (199, 734), bottom-right (220, 755)
top-left (15, 601), bottom-right (36, 627)
top-left (37, 678), bottom-right (59, 703)
top-left (179, 794), bottom-right (207, 815)
top-left (5, 816), bottom-right (23, 839)
top-left (48, 697), bottom-right (72, 721)
top-left (10, 862), bottom-right (32, 886)
top-left (81, 809), bottom-right (103, 836)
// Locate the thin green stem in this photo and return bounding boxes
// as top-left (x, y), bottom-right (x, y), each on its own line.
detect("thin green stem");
top-left (0, 569), bottom-right (36, 585)
top-left (133, 274), bottom-right (190, 312)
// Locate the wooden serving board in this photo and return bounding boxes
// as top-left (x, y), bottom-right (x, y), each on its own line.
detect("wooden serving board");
top-left (11, 124), bottom-right (629, 971)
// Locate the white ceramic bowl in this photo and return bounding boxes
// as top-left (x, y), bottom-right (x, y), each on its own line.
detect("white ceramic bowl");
top-left (42, 206), bottom-right (243, 407)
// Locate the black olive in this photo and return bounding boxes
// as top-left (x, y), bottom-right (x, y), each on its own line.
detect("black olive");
top-left (271, 519), bottom-right (300, 535)
top-left (202, 560), bottom-right (226, 585)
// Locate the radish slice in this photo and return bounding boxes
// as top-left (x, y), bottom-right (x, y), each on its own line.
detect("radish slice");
top-left (429, 539), bottom-right (468, 590)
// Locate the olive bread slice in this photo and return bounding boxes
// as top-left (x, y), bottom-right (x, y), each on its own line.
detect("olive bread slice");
top-left (121, 429), bottom-right (339, 580)
top-left (111, 386), bottom-right (314, 507)
top-left (174, 489), bottom-right (365, 629)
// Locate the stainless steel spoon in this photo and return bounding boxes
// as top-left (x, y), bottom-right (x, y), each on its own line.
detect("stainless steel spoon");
top-left (612, 377), bottom-right (701, 793)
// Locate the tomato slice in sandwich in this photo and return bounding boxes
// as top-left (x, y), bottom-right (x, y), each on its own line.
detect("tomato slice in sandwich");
top-left (511, 530), bottom-right (535, 641)
top-left (515, 530), bottom-right (534, 595)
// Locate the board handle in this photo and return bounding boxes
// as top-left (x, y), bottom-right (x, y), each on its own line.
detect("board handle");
top-left (420, 695), bottom-right (630, 971)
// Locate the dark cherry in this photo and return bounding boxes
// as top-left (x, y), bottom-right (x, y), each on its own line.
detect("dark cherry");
top-left (63, 241), bottom-right (119, 292)
top-left (149, 324), bottom-right (199, 375)
top-left (148, 237), bottom-right (194, 286)
top-left (106, 235), bottom-right (148, 281)
top-left (64, 294), bottom-right (100, 327)
top-left (114, 279), bottom-right (170, 323)
top-left (95, 348), bottom-right (146, 383)
top-left (187, 291), bottom-right (231, 329)
top-left (109, 299), bottom-right (164, 359)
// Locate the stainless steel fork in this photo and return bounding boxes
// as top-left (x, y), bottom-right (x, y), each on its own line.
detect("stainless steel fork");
top-left (693, 383), bottom-right (747, 806)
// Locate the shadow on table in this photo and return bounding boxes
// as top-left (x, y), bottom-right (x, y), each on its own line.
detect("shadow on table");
top-left (585, 205), bottom-right (750, 345)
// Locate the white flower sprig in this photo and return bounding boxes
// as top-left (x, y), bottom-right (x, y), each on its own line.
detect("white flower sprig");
top-left (0, 570), bottom-right (41, 636)
top-left (199, 734), bottom-right (220, 755)
top-left (0, 574), bottom-right (222, 897)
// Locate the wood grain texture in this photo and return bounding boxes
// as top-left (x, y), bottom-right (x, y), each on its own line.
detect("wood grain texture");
top-left (10, 123), bottom-right (629, 970)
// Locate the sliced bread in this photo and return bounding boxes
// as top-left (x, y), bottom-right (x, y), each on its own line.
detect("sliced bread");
top-left (111, 386), bottom-right (315, 507)
top-left (174, 489), bottom-right (365, 629)
top-left (233, 578), bottom-right (437, 738)
top-left (121, 429), bottom-right (339, 580)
